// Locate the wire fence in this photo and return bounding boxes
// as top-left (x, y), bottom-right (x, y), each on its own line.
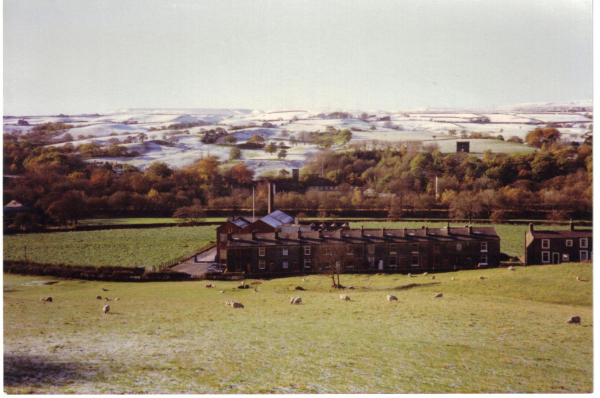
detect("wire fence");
top-left (154, 243), bottom-right (216, 272)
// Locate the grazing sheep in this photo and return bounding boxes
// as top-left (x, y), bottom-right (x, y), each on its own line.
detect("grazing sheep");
top-left (387, 295), bottom-right (398, 302)
top-left (340, 294), bottom-right (351, 301)
top-left (292, 297), bottom-right (302, 305)
top-left (431, 276), bottom-right (435, 280)
top-left (434, 293), bottom-right (443, 298)
top-left (241, 281), bottom-right (245, 286)
top-left (115, 298), bottom-right (120, 301)
top-left (576, 276), bottom-right (581, 281)
top-left (290, 297), bottom-right (296, 304)
top-left (96, 296), bottom-right (102, 300)
top-left (508, 266), bottom-right (515, 271)
top-left (567, 316), bottom-right (581, 325)
top-left (219, 290), bottom-right (225, 294)
top-left (39, 296), bottom-right (52, 302)
top-left (205, 284), bottom-right (216, 288)
top-left (226, 300), bottom-right (233, 307)
top-left (102, 288), bottom-right (109, 292)
top-left (232, 302), bottom-right (244, 309)
top-left (407, 273), bottom-right (412, 277)
top-left (105, 298), bottom-right (112, 301)
top-left (450, 277), bottom-right (455, 281)
top-left (478, 276), bottom-right (485, 280)
top-left (103, 305), bottom-right (110, 314)
top-left (423, 272), bottom-right (428, 276)
top-left (302, 278), bottom-right (306, 282)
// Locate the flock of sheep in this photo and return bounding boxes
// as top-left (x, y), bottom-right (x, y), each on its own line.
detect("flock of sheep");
top-left (37, 267), bottom-right (584, 324)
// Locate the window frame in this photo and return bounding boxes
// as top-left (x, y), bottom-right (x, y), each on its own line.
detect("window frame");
top-left (220, 233), bottom-right (228, 242)
top-left (480, 255), bottom-right (488, 265)
top-left (389, 256), bottom-right (397, 267)
top-left (580, 250), bottom-right (589, 261)
top-left (282, 248), bottom-right (289, 256)
top-left (456, 243), bottom-right (462, 252)
top-left (390, 244), bottom-right (397, 254)
top-left (258, 247), bottom-right (265, 256)
top-left (282, 261), bottom-right (289, 269)
top-left (259, 260), bottom-right (265, 269)
top-left (580, 238), bottom-right (588, 248)
top-left (541, 251), bottom-right (550, 264)
top-left (481, 242), bottom-right (488, 252)
top-left (566, 239), bottom-right (573, 247)
top-left (368, 244), bottom-right (375, 254)
top-left (304, 259), bottom-right (311, 268)
top-left (304, 246), bottom-right (311, 256)
top-left (541, 239), bottom-right (550, 249)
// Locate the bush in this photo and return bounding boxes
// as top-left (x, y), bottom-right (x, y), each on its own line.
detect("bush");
top-left (489, 210), bottom-right (510, 222)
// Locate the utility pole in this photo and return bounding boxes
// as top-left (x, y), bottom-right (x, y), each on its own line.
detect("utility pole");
top-left (252, 187), bottom-right (255, 220)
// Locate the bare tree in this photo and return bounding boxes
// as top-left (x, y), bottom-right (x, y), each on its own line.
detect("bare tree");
top-left (314, 240), bottom-right (353, 289)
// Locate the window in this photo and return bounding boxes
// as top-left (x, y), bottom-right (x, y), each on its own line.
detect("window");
top-left (282, 261), bottom-right (289, 269)
top-left (220, 233), bottom-right (228, 242)
top-left (368, 245), bottom-right (375, 254)
top-left (282, 248), bottom-right (289, 256)
top-left (541, 251), bottom-right (550, 263)
top-left (411, 255), bottom-right (419, 267)
top-left (304, 259), bottom-right (311, 268)
top-left (481, 242), bottom-right (488, 252)
top-left (390, 257), bottom-right (397, 266)
top-left (562, 254), bottom-right (570, 262)
top-left (235, 249), bottom-right (242, 257)
top-left (580, 251), bottom-right (589, 261)
top-left (433, 243), bottom-right (440, 253)
top-left (347, 248), bottom-right (354, 256)
top-left (259, 247), bottom-right (265, 256)
top-left (390, 244), bottom-right (397, 254)
top-left (580, 238), bottom-right (588, 248)
top-left (480, 255), bottom-right (488, 265)
top-left (259, 260), bottom-right (265, 269)
top-left (566, 239), bottom-right (573, 247)
top-left (304, 246), bottom-right (311, 256)
top-left (434, 255), bottom-right (441, 266)
top-left (542, 239), bottom-right (550, 249)
top-left (410, 243), bottom-right (419, 252)
top-left (456, 243), bottom-right (462, 252)
top-left (368, 257), bottom-right (375, 266)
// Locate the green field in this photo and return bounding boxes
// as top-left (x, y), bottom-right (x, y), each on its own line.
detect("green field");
top-left (3, 263), bottom-right (592, 393)
top-left (3, 226), bottom-right (217, 267)
top-left (79, 218), bottom-right (226, 226)
top-left (4, 222), bottom-right (573, 268)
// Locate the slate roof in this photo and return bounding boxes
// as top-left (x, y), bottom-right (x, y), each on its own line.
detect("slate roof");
top-left (227, 226), bottom-right (499, 247)
top-left (530, 229), bottom-right (592, 239)
top-left (259, 210), bottom-right (294, 228)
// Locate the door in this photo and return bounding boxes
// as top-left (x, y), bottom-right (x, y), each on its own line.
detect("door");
top-left (378, 260), bottom-right (384, 270)
top-left (246, 263), bottom-right (252, 273)
top-left (270, 262), bottom-right (275, 272)
top-left (399, 257), bottom-right (407, 268)
top-left (552, 253), bottom-right (560, 264)
top-left (421, 256), bottom-right (428, 269)
top-left (293, 261), bottom-right (299, 272)
top-left (443, 257), bottom-right (450, 268)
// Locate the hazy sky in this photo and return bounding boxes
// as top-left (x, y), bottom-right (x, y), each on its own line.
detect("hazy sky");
top-left (3, 0), bottom-right (593, 115)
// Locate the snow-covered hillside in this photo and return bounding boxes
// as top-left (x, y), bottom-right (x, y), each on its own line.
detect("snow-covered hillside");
top-left (4, 103), bottom-right (592, 177)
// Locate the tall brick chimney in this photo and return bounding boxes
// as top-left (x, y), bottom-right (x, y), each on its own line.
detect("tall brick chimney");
top-left (268, 182), bottom-right (275, 214)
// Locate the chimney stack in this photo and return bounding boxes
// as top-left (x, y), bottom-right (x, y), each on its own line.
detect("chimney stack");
top-left (425, 226), bottom-right (429, 235)
top-left (360, 225), bottom-right (364, 237)
top-left (468, 226), bottom-right (473, 235)
top-left (382, 227), bottom-right (386, 236)
top-left (447, 222), bottom-right (451, 235)
top-left (267, 182), bottom-right (275, 214)
top-left (570, 219), bottom-right (575, 231)
top-left (529, 223), bottom-right (534, 232)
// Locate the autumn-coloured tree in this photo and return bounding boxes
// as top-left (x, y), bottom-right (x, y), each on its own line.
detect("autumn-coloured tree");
top-left (229, 163), bottom-right (254, 185)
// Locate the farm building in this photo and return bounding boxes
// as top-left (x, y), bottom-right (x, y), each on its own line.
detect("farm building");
top-left (456, 141), bottom-right (470, 153)
top-left (223, 224), bottom-right (500, 274)
top-left (524, 223), bottom-right (592, 265)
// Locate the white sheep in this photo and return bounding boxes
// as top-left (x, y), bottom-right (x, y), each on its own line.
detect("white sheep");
top-left (340, 294), bottom-right (351, 301)
top-left (407, 273), bottom-right (412, 277)
top-left (292, 297), bottom-right (302, 305)
top-left (103, 304), bottom-right (110, 314)
top-left (115, 298), bottom-right (120, 301)
top-left (508, 266), bottom-right (515, 271)
top-left (423, 272), bottom-right (428, 276)
top-left (387, 295), bottom-right (398, 302)
top-left (39, 296), bottom-right (52, 302)
top-left (450, 277), bottom-right (455, 281)
top-left (434, 293), bottom-right (443, 298)
top-left (290, 297), bottom-right (296, 304)
top-left (576, 276), bottom-right (581, 281)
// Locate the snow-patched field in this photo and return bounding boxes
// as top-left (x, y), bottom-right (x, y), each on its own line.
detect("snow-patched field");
top-left (4, 105), bottom-right (592, 175)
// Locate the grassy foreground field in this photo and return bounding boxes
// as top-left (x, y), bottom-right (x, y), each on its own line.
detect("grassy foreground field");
top-left (3, 263), bottom-right (592, 393)
top-left (3, 226), bottom-right (216, 268)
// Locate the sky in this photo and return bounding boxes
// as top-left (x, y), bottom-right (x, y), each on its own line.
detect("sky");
top-left (3, 0), bottom-right (593, 115)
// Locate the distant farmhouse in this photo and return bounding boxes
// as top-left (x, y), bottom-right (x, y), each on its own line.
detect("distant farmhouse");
top-left (525, 223), bottom-right (592, 265)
